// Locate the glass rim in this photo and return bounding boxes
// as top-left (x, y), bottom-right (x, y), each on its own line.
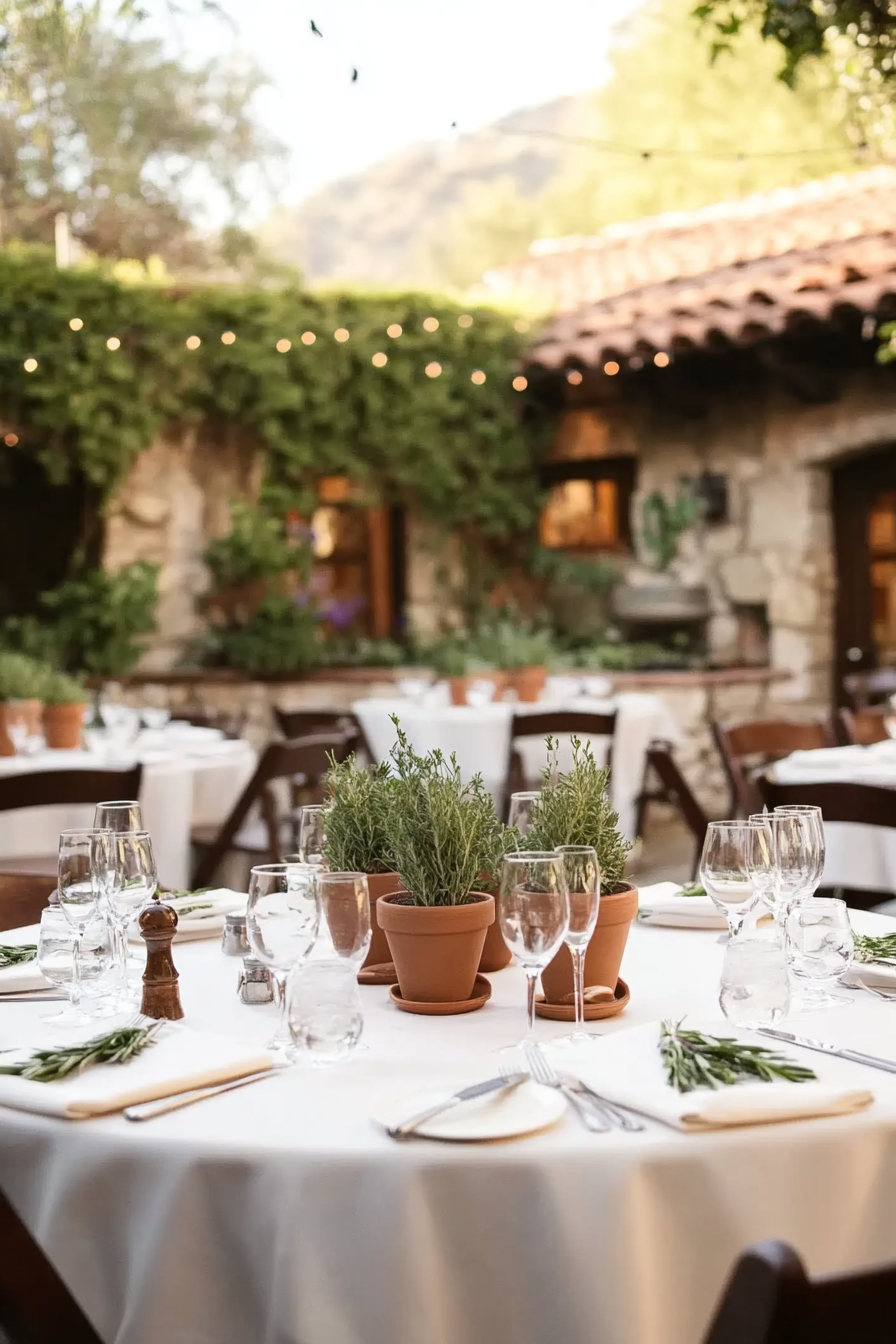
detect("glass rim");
top-left (299, 804), bottom-right (325, 814)
top-left (706, 819), bottom-right (768, 829)
top-left (502, 850), bottom-right (562, 861)
top-left (773, 804), bottom-right (822, 813)
top-left (59, 826), bottom-right (114, 837)
top-left (249, 862), bottom-right (292, 875)
top-left (93, 799), bottom-right (141, 808)
top-left (790, 896), bottom-right (846, 910)
top-left (509, 790), bottom-right (541, 800)
top-left (316, 871), bottom-right (367, 883)
top-left (555, 844), bottom-right (599, 855)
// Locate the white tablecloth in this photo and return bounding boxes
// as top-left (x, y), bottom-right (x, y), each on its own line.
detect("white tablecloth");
top-left (772, 741), bottom-right (896, 893)
top-left (3, 905), bottom-right (896, 1344)
top-left (353, 693), bottom-right (679, 839)
top-left (0, 737), bottom-right (257, 889)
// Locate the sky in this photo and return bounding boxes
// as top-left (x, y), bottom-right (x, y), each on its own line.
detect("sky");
top-left (202, 0), bottom-right (642, 208)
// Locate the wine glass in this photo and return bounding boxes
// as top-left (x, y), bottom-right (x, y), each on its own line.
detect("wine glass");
top-left (247, 863), bottom-right (321, 1063)
top-left (498, 851), bottom-right (569, 1051)
top-left (508, 791), bottom-right (540, 838)
top-left (773, 805), bottom-right (825, 896)
top-left (785, 897), bottom-right (853, 1010)
top-left (298, 805), bottom-right (327, 866)
top-left (37, 907), bottom-right (114, 1022)
top-left (56, 829), bottom-right (111, 1026)
top-left (699, 821), bottom-right (771, 938)
top-left (769, 810), bottom-right (820, 926)
top-left (108, 832), bottom-right (158, 1005)
top-left (545, 845), bottom-right (600, 1051)
top-left (747, 813), bottom-right (779, 921)
top-left (94, 800), bottom-right (144, 833)
top-left (141, 684), bottom-right (170, 732)
top-left (317, 872), bottom-right (371, 969)
top-left (4, 701), bottom-right (30, 755)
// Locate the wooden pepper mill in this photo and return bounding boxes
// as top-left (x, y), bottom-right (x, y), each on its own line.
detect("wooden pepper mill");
top-left (139, 893), bottom-right (185, 1021)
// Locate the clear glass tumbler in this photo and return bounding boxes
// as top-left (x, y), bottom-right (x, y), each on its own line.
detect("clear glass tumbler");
top-left (719, 936), bottom-right (790, 1028)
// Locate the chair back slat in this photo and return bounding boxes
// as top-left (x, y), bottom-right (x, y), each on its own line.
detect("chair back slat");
top-left (275, 708), bottom-right (368, 759)
top-left (0, 765), bottom-right (143, 814)
top-left (703, 1239), bottom-right (896, 1344)
top-left (0, 874), bottom-right (56, 931)
top-left (838, 706), bottom-right (889, 746)
top-left (0, 1185), bottom-right (104, 1343)
top-left (504, 710), bottom-right (617, 821)
top-left (712, 719), bottom-right (835, 816)
top-left (758, 776), bottom-right (896, 829)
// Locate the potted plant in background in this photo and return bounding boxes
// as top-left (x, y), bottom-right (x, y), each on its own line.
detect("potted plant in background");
top-left (322, 754), bottom-right (402, 970)
top-left (377, 723), bottom-right (496, 1007)
top-left (612, 481), bottom-right (709, 626)
top-left (526, 737), bottom-right (636, 1003)
top-left (41, 671), bottom-right (89, 750)
top-left (0, 653), bottom-right (47, 754)
top-left (472, 614), bottom-right (555, 703)
top-left (423, 632), bottom-right (491, 706)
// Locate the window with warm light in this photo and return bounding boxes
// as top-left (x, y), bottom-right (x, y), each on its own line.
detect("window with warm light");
top-left (538, 459), bottom-right (635, 554)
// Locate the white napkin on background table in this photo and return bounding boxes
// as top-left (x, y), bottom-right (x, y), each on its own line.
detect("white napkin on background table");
top-left (0, 924), bottom-right (47, 994)
top-left (0, 1026), bottom-right (273, 1120)
top-left (129, 889), bottom-right (246, 944)
top-left (637, 881), bottom-right (727, 930)
top-left (576, 1021), bottom-right (873, 1131)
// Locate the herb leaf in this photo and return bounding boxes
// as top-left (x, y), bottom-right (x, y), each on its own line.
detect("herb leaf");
top-left (0, 944), bottom-right (37, 968)
top-left (660, 1020), bottom-right (817, 1093)
top-left (0, 1023), bottom-right (162, 1083)
top-left (852, 932), bottom-right (896, 964)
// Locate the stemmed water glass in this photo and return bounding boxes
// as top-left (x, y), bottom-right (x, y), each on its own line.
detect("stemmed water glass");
top-left (774, 804), bottom-right (825, 898)
top-left (545, 845), bottom-right (600, 1050)
top-left (507, 791), bottom-right (540, 838)
top-left (56, 829), bottom-right (112, 1026)
top-left (768, 809), bottom-right (820, 926)
top-left (298, 805), bottom-right (328, 867)
top-left (108, 832), bottom-right (158, 1005)
top-left (247, 863), bottom-right (321, 1063)
top-left (498, 850), bottom-right (569, 1051)
top-left (699, 821), bottom-right (773, 938)
top-left (316, 872), bottom-right (372, 969)
top-left (94, 800), bottom-right (144, 833)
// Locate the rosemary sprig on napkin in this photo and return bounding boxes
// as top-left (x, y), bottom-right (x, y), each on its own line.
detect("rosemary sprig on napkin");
top-left (676, 883), bottom-right (706, 898)
top-left (0, 944), bottom-right (37, 968)
top-left (660, 1020), bottom-right (817, 1093)
top-left (171, 903), bottom-right (214, 917)
top-left (0, 1023), bottom-right (162, 1083)
top-left (852, 932), bottom-right (896, 964)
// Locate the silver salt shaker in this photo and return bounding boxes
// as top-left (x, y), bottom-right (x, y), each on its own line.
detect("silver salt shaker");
top-left (221, 911), bottom-right (250, 957)
top-left (237, 956), bottom-right (274, 1004)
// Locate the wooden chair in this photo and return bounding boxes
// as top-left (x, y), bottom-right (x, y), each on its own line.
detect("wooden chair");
top-left (191, 732), bottom-right (352, 888)
top-left (758, 776), bottom-right (896, 910)
top-left (702, 1238), bottom-right (896, 1344)
top-left (274, 708), bottom-right (370, 761)
top-left (176, 707), bottom-right (247, 739)
top-left (843, 666), bottom-right (896, 710)
top-left (0, 874), bottom-right (57, 931)
top-left (0, 1183), bottom-right (103, 1343)
top-left (634, 740), bottom-right (708, 880)
top-left (503, 710), bottom-right (617, 820)
top-left (0, 765), bottom-right (143, 876)
top-left (712, 719), bottom-right (836, 817)
top-left (838, 705), bottom-right (889, 746)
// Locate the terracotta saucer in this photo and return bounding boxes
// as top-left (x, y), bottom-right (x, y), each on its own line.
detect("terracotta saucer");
top-left (534, 977), bottom-right (630, 1022)
top-left (388, 974), bottom-right (493, 1016)
top-left (357, 962), bottom-right (396, 986)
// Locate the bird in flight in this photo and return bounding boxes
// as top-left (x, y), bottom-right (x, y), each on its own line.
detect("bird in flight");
top-left (351, 67), bottom-right (358, 81)
top-left (310, 19), bottom-right (322, 36)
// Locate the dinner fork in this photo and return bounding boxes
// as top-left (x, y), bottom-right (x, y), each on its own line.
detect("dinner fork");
top-left (523, 1043), bottom-right (609, 1132)
top-left (856, 978), bottom-right (896, 1002)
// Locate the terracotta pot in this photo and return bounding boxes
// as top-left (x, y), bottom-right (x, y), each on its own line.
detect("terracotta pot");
top-left (509, 666), bottom-right (546, 704)
top-left (13, 700), bottom-right (42, 736)
top-left (448, 676), bottom-right (472, 706)
top-left (479, 915), bottom-right (513, 972)
top-left (363, 872), bottom-right (405, 969)
top-left (43, 703), bottom-right (86, 750)
top-left (379, 892), bottom-right (494, 1004)
top-left (0, 707), bottom-right (13, 758)
top-left (540, 882), bottom-right (638, 1005)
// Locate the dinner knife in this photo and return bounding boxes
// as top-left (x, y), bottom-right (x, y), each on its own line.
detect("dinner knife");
top-left (757, 1027), bottom-right (896, 1075)
top-left (386, 1072), bottom-right (527, 1139)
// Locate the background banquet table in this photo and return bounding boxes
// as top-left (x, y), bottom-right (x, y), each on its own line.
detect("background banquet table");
top-left (2, 911), bottom-right (896, 1344)
top-left (0, 729), bottom-right (257, 889)
top-left (353, 691), bottom-right (679, 838)
top-left (772, 740), bottom-right (896, 893)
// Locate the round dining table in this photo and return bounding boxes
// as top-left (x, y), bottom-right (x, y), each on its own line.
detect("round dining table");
top-left (2, 907), bottom-right (896, 1344)
top-left (0, 728), bottom-right (257, 889)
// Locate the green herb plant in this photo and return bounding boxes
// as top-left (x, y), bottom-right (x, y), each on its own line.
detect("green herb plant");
top-left (387, 719), bottom-right (500, 906)
top-left (640, 482), bottom-right (704, 572)
top-left (0, 652), bottom-right (48, 701)
top-left (526, 736), bottom-right (633, 893)
top-left (0, 944), bottom-right (37, 967)
top-left (40, 669), bottom-right (88, 705)
top-left (0, 1022), bottom-right (162, 1082)
top-left (323, 755), bottom-right (397, 874)
top-left (470, 613), bottom-right (556, 670)
top-left (677, 882), bottom-right (706, 898)
top-left (659, 1020), bottom-right (817, 1093)
top-left (852, 932), bottom-right (896, 964)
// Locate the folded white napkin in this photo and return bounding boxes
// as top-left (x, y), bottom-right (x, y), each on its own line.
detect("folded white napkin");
top-left (773, 746), bottom-right (870, 778)
top-left (842, 959), bottom-right (896, 989)
top-left (0, 926), bottom-right (47, 994)
top-left (576, 1022), bottom-right (873, 1131)
top-left (128, 890), bottom-right (246, 944)
top-left (0, 1026), bottom-right (273, 1120)
top-left (637, 881), bottom-right (727, 930)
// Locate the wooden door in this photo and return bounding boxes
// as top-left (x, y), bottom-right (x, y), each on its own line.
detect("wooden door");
top-left (833, 446), bottom-right (896, 703)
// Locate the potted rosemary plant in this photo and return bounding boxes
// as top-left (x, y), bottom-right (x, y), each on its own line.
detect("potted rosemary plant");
top-left (423, 633), bottom-right (492, 706)
top-left (377, 723), bottom-right (496, 1007)
top-left (472, 615), bottom-right (555, 703)
top-left (526, 737), bottom-right (636, 1003)
top-left (41, 670), bottom-right (88, 750)
top-left (322, 755), bottom-right (402, 970)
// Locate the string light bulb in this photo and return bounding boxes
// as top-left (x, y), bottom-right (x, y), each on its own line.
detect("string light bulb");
top-left (69, 318), bottom-right (83, 331)
top-left (372, 352), bottom-right (388, 367)
top-left (604, 360), bottom-right (620, 376)
top-left (106, 337), bottom-right (121, 351)
top-left (4, 433), bottom-right (18, 446)
top-left (276, 338), bottom-right (292, 353)
top-left (471, 369), bottom-right (486, 385)
top-left (301, 331), bottom-right (316, 345)
top-left (514, 317), bottom-right (530, 333)
top-left (221, 331), bottom-right (236, 345)
top-left (334, 328), bottom-right (350, 342)
top-left (185, 335), bottom-right (201, 350)
top-left (654, 351), bottom-right (670, 367)
top-left (23, 358), bottom-right (37, 373)
top-left (512, 375), bottom-right (528, 392)
top-left (458, 314), bottom-right (474, 329)
top-left (566, 369), bottom-right (583, 385)
top-left (425, 361), bottom-right (442, 378)
top-left (422, 316), bottom-right (439, 332)
top-left (386, 323), bottom-right (402, 338)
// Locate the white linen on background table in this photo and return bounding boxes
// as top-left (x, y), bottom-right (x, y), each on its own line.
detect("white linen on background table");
top-left (772, 740), bottom-right (896, 893)
top-left (0, 741), bottom-right (257, 889)
top-left (3, 905), bottom-right (896, 1344)
top-left (352, 692), bottom-right (679, 839)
